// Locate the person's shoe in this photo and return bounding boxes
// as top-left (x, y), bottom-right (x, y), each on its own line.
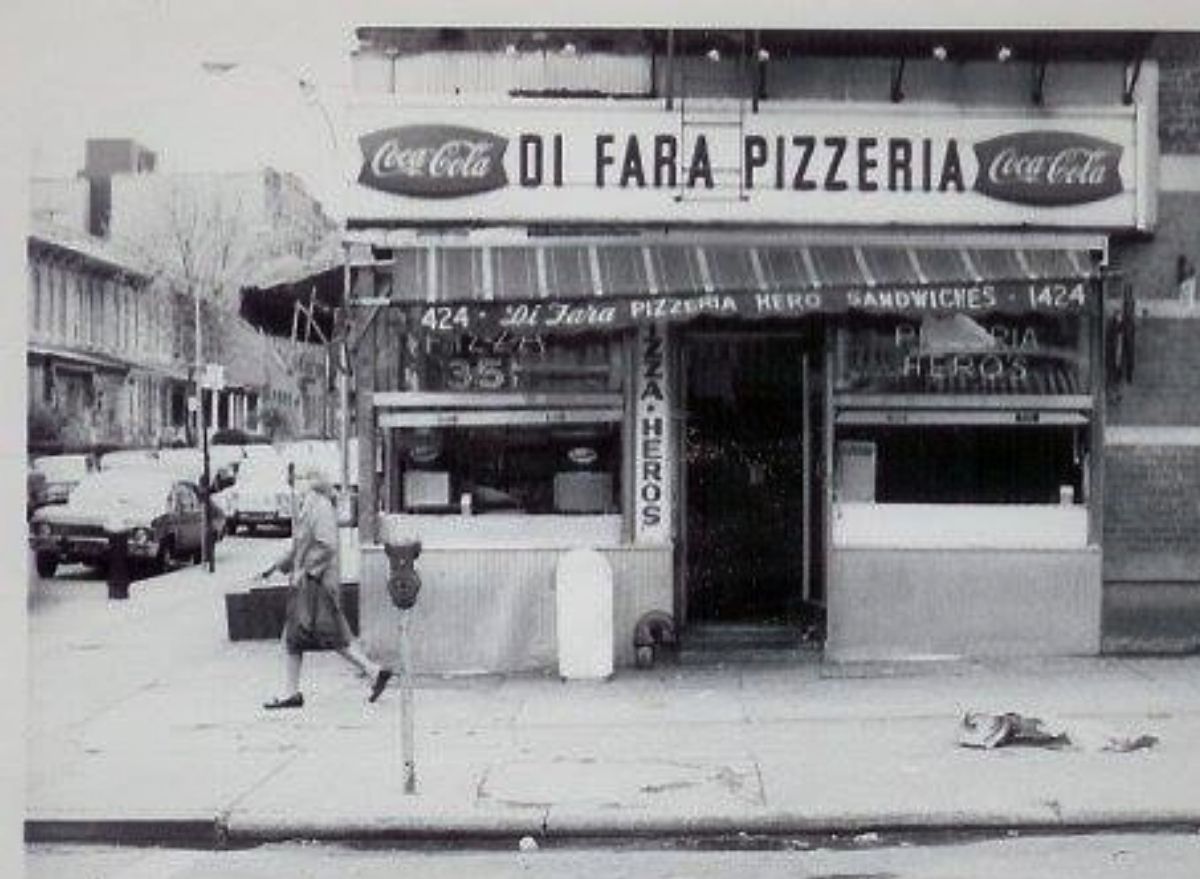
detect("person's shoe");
top-left (263, 693), bottom-right (304, 710)
top-left (368, 669), bottom-right (393, 703)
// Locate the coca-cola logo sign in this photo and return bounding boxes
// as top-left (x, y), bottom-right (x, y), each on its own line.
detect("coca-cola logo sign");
top-left (358, 125), bottom-right (508, 198)
top-left (973, 131), bottom-right (1123, 206)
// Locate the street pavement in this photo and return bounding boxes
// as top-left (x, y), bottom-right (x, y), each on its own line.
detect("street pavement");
top-left (24, 833), bottom-right (1200, 879)
top-left (24, 536), bottom-right (1200, 847)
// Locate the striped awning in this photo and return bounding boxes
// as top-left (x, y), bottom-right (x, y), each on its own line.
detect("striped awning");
top-left (357, 240), bottom-right (1099, 335)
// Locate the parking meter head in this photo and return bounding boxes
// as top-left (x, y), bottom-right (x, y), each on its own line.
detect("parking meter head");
top-left (385, 538), bottom-right (422, 609)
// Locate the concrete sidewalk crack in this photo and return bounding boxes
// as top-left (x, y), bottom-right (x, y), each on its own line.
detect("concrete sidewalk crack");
top-left (752, 759), bottom-right (767, 807)
top-left (218, 748), bottom-right (305, 822)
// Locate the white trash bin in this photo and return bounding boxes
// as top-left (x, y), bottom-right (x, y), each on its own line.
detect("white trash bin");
top-left (555, 548), bottom-right (614, 679)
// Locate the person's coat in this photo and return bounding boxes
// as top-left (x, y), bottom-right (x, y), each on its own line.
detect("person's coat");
top-left (276, 486), bottom-right (341, 600)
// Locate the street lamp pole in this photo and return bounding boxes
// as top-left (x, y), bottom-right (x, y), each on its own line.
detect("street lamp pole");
top-left (201, 58), bottom-right (348, 514)
top-left (194, 287), bottom-right (214, 572)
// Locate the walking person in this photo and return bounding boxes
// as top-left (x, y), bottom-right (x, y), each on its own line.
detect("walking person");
top-left (261, 467), bottom-right (392, 709)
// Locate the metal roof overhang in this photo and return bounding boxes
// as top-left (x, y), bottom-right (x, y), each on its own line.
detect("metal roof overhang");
top-left (347, 233), bottom-right (1103, 336)
top-left (27, 344), bottom-right (134, 373)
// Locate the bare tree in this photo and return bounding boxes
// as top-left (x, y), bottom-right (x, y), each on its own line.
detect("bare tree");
top-left (112, 175), bottom-right (270, 311)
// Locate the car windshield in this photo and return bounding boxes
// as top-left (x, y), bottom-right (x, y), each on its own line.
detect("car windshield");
top-left (69, 472), bottom-right (172, 509)
top-left (34, 456), bottom-right (90, 480)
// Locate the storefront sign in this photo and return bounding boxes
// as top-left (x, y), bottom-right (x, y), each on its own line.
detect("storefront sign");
top-left (345, 103), bottom-right (1143, 229)
top-left (417, 279), bottom-right (1090, 336)
top-left (358, 125), bottom-right (509, 198)
top-left (635, 324), bottom-right (672, 544)
top-left (973, 131), bottom-right (1123, 206)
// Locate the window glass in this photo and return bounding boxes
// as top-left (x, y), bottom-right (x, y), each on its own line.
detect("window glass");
top-left (392, 423), bottom-right (620, 515)
top-left (837, 425), bottom-right (1086, 505)
top-left (835, 315), bottom-right (1090, 396)
top-left (414, 331), bottom-right (621, 394)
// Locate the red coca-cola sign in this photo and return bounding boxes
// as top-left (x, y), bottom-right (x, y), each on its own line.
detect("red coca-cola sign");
top-left (358, 125), bottom-right (508, 198)
top-left (973, 131), bottom-right (1123, 206)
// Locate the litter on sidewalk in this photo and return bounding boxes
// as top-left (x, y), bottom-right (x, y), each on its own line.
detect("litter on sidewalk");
top-left (958, 711), bottom-right (1159, 752)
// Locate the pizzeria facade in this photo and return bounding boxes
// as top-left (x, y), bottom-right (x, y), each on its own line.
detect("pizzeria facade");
top-left (338, 30), bottom-right (1155, 672)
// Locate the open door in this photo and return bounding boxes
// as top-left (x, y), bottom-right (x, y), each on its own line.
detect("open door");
top-left (682, 330), bottom-right (814, 625)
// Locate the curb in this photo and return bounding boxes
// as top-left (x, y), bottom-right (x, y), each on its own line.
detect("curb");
top-left (28, 812), bottom-right (1200, 850)
top-left (25, 818), bottom-right (225, 848)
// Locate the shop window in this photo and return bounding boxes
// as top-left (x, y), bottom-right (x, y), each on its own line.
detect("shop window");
top-left (837, 425), bottom-right (1085, 505)
top-left (833, 314), bottom-right (1095, 511)
top-left (412, 331), bottom-right (622, 395)
top-left (390, 422), bottom-right (621, 515)
top-left (835, 314), bottom-right (1091, 396)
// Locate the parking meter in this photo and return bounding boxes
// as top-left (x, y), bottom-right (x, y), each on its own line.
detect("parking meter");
top-left (383, 537), bottom-right (422, 794)
top-left (385, 539), bottom-right (422, 609)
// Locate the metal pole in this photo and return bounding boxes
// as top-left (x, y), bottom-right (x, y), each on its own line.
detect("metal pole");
top-left (202, 384), bottom-right (213, 573)
top-left (339, 246), bottom-right (351, 514)
top-left (194, 289), bottom-right (213, 572)
top-left (399, 609), bottom-right (416, 793)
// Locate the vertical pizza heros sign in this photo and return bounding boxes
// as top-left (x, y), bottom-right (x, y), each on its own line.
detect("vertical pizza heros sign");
top-left (635, 325), bottom-right (672, 544)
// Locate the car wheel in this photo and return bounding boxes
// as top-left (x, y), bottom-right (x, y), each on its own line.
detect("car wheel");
top-left (245, 524), bottom-right (257, 537)
top-left (156, 539), bottom-right (177, 573)
top-left (225, 517), bottom-right (238, 536)
top-left (34, 552), bottom-right (58, 578)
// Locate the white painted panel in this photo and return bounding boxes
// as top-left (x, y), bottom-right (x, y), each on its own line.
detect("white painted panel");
top-left (834, 502), bottom-right (1089, 549)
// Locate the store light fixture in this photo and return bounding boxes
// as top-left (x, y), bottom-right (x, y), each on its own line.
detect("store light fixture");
top-left (756, 48), bottom-right (770, 62)
top-left (706, 47), bottom-right (721, 62)
top-left (997, 45), bottom-right (1013, 63)
top-left (931, 44), bottom-right (948, 62)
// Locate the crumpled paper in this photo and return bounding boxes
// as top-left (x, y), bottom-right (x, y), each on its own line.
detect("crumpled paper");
top-left (959, 712), bottom-right (1158, 752)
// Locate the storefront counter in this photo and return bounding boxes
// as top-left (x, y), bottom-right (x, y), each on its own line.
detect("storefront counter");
top-left (378, 513), bottom-right (624, 549)
top-left (828, 503), bottom-right (1101, 661)
top-left (357, 514), bottom-right (673, 674)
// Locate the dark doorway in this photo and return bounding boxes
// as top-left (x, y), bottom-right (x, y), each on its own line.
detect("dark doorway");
top-left (684, 331), bottom-right (812, 624)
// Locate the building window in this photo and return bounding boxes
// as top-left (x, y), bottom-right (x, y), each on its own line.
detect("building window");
top-left (389, 421), bottom-right (622, 515)
top-left (57, 267), bottom-right (68, 341)
top-left (45, 266), bottom-right (55, 337)
top-left (91, 281), bottom-right (101, 347)
top-left (832, 314), bottom-right (1094, 507)
top-left (30, 265), bottom-right (41, 334)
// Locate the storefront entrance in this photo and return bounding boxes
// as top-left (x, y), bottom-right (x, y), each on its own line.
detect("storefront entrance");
top-left (683, 330), bottom-right (816, 626)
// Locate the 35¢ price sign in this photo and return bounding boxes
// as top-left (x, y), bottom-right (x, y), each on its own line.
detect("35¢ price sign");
top-left (434, 332), bottom-right (547, 391)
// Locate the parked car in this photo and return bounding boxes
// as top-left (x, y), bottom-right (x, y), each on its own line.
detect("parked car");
top-left (32, 453), bottom-right (98, 506)
top-left (28, 469), bottom-right (225, 578)
top-left (98, 448), bottom-right (161, 471)
top-left (155, 448), bottom-right (204, 482)
top-left (209, 445), bottom-right (248, 491)
top-left (216, 451), bottom-right (293, 536)
top-left (27, 469), bottom-right (48, 519)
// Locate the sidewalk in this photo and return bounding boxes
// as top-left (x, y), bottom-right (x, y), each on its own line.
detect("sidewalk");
top-left (25, 545), bottom-right (1200, 846)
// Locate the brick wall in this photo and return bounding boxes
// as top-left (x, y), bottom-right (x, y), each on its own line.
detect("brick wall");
top-left (1105, 444), bottom-right (1200, 577)
top-left (1110, 192), bottom-right (1200, 302)
top-left (1107, 316), bottom-right (1200, 424)
top-left (1155, 33), bottom-right (1200, 155)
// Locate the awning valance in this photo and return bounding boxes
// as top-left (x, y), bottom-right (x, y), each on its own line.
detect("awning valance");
top-left (353, 240), bottom-right (1100, 335)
